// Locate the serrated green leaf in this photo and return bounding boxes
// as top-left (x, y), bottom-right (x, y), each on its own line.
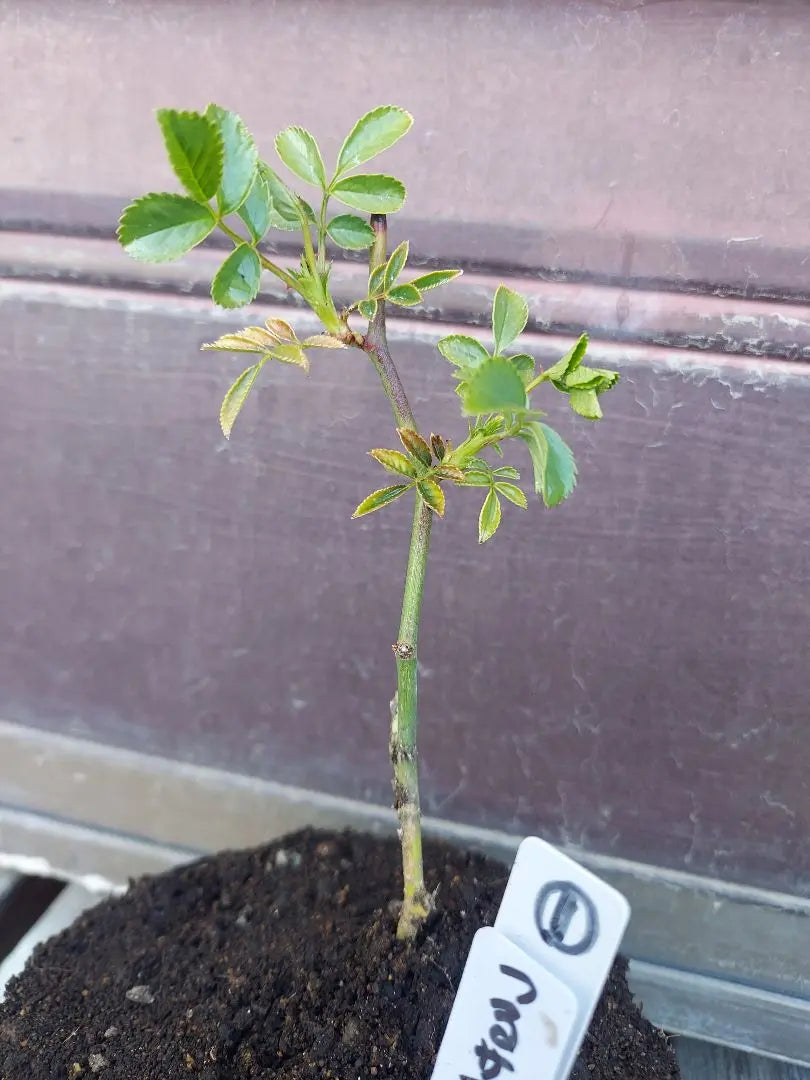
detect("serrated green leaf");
top-left (118, 193), bottom-right (216, 262)
top-left (352, 484), bottom-right (411, 518)
top-left (596, 370), bottom-right (620, 394)
top-left (211, 244), bottom-right (261, 308)
top-left (358, 299), bottom-right (378, 320)
top-left (202, 326), bottom-right (276, 354)
top-left (460, 356), bottom-right (528, 415)
top-left (519, 421), bottom-right (577, 508)
top-left (565, 366), bottom-right (621, 394)
top-left (204, 104), bottom-right (257, 214)
top-left (369, 449), bottom-right (417, 477)
top-left (202, 319), bottom-right (303, 366)
top-left (478, 488), bottom-right (502, 543)
top-left (434, 464), bottom-right (465, 482)
top-left (156, 109), bottom-right (222, 203)
top-left (337, 106), bottom-right (413, 175)
top-left (261, 163), bottom-right (307, 230)
top-left (263, 318), bottom-right (298, 343)
top-left (417, 478), bottom-right (445, 516)
top-left (302, 333), bottom-right (348, 349)
top-left (388, 283), bottom-right (422, 307)
top-left (237, 171), bottom-right (273, 243)
top-left (368, 264), bottom-right (387, 298)
top-left (272, 343), bottom-right (309, 371)
top-left (568, 388), bottom-right (602, 419)
top-left (507, 352), bottom-right (536, 385)
top-left (397, 427), bottom-right (432, 467)
top-left (461, 469), bottom-right (492, 487)
top-left (326, 214), bottom-right (376, 250)
top-left (437, 334), bottom-right (490, 369)
top-left (331, 174), bottom-right (406, 213)
top-left (495, 482), bottom-right (528, 509)
top-left (385, 241), bottom-right (409, 289)
top-left (275, 126), bottom-right (327, 189)
top-left (493, 465), bottom-right (521, 480)
top-left (408, 269), bottom-right (462, 292)
top-left (492, 285), bottom-right (529, 355)
top-left (543, 334), bottom-right (589, 385)
top-left (220, 362), bottom-right (263, 439)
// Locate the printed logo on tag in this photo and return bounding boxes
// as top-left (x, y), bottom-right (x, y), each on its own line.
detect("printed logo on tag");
top-left (494, 837), bottom-right (631, 1079)
top-left (430, 926), bottom-right (578, 1080)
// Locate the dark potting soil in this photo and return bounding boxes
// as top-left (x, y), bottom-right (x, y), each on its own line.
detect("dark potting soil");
top-left (0, 829), bottom-right (679, 1080)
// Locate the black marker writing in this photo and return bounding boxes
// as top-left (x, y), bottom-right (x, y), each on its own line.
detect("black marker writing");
top-left (535, 880), bottom-right (598, 956)
top-left (460, 965), bottom-right (537, 1080)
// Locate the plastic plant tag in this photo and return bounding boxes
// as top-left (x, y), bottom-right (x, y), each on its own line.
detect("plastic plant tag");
top-left (494, 836), bottom-right (631, 1080)
top-left (430, 926), bottom-right (578, 1080)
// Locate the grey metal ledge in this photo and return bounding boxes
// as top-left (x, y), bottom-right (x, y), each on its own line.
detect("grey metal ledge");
top-left (0, 721), bottom-right (808, 1064)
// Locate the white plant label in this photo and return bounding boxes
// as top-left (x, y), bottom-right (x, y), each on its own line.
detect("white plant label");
top-left (494, 836), bottom-right (631, 1080)
top-left (430, 926), bottom-right (578, 1080)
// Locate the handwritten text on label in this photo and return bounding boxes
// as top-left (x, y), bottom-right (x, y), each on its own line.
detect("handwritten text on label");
top-left (430, 927), bottom-right (578, 1080)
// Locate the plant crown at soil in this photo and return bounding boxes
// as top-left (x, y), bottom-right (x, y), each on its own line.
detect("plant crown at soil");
top-left (117, 104), bottom-right (619, 940)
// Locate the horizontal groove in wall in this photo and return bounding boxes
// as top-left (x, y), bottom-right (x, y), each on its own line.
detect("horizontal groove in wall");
top-left (4, 189), bottom-right (810, 306)
top-left (2, 232), bottom-right (810, 364)
top-left (2, 273), bottom-right (808, 389)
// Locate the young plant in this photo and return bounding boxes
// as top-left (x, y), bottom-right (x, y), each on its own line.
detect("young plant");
top-left (118, 105), bottom-right (619, 941)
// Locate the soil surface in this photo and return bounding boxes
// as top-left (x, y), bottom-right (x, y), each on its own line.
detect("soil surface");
top-left (0, 829), bottom-right (679, 1079)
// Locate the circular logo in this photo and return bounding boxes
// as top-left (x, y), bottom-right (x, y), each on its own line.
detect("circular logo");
top-left (534, 880), bottom-right (599, 955)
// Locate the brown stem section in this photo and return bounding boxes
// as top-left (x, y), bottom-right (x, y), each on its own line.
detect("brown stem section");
top-left (362, 215), bottom-right (417, 431)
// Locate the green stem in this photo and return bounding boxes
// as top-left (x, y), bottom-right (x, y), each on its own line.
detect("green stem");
top-left (524, 371), bottom-right (547, 394)
top-left (316, 191), bottom-right (329, 273)
top-left (391, 495), bottom-right (433, 940)
top-left (300, 217), bottom-right (318, 276)
top-left (217, 220), bottom-right (299, 292)
top-left (361, 213), bottom-right (432, 940)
